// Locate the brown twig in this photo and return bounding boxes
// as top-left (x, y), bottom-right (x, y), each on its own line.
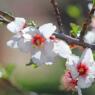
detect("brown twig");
top-left (50, 0), bottom-right (64, 32)
top-left (54, 33), bottom-right (95, 50)
top-left (0, 11), bottom-right (14, 24)
top-left (79, 4), bottom-right (95, 41)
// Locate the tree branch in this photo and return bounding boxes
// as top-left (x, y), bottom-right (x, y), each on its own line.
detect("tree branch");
top-left (79, 4), bottom-right (95, 41)
top-left (54, 33), bottom-right (95, 50)
top-left (50, 0), bottom-right (64, 32)
top-left (0, 8), bottom-right (95, 50)
top-left (0, 11), bottom-right (14, 24)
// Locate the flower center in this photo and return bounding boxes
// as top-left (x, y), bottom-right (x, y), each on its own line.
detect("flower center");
top-left (77, 63), bottom-right (89, 76)
top-left (32, 34), bottom-right (45, 47)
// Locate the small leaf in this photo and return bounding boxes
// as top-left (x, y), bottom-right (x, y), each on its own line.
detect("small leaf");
top-left (31, 64), bottom-right (38, 68)
top-left (70, 23), bottom-right (81, 37)
top-left (27, 19), bottom-right (36, 27)
top-left (26, 59), bottom-right (38, 68)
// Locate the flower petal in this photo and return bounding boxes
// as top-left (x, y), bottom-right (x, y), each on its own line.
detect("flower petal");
top-left (66, 55), bottom-right (79, 79)
top-left (54, 40), bottom-right (72, 58)
top-left (44, 40), bottom-right (56, 57)
top-left (31, 46), bottom-right (54, 65)
top-left (6, 35), bottom-right (20, 48)
top-left (84, 31), bottom-right (95, 44)
top-left (21, 26), bottom-right (36, 34)
top-left (7, 17), bottom-right (25, 33)
top-left (80, 48), bottom-right (94, 66)
top-left (78, 76), bottom-right (94, 89)
top-left (32, 51), bottom-right (47, 65)
top-left (39, 23), bottom-right (56, 38)
top-left (23, 33), bottom-right (32, 40)
top-left (18, 38), bottom-right (32, 53)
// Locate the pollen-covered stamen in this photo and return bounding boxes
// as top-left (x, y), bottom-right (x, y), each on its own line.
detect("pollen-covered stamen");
top-left (32, 34), bottom-right (45, 47)
top-left (77, 63), bottom-right (89, 76)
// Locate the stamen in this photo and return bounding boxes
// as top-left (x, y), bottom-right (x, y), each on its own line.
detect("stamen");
top-left (32, 34), bottom-right (45, 47)
top-left (77, 63), bottom-right (89, 76)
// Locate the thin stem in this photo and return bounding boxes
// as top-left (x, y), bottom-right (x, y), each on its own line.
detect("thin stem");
top-left (50, 0), bottom-right (64, 32)
top-left (79, 4), bottom-right (95, 41)
top-left (54, 33), bottom-right (95, 50)
top-left (0, 11), bottom-right (14, 24)
top-left (0, 11), bottom-right (14, 21)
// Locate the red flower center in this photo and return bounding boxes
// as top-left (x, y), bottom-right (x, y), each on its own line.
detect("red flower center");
top-left (32, 34), bottom-right (45, 47)
top-left (77, 63), bottom-right (89, 76)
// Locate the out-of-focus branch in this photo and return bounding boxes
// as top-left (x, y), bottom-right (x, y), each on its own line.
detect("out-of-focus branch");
top-left (50, 0), bottom-right (64, 32)
top-left (79, 4), bottom-right (95, 41)
top-left (0, 11), bottom-right (14, 24)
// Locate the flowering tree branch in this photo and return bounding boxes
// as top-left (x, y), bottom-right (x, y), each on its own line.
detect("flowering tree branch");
top-left (0, 1), bottom-right (95, 50)
top-left (51, 0), bottom-right (95, 50)
top-left (54, 33), bottom-right (95, 50)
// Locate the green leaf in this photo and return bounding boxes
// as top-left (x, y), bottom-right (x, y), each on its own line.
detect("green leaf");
top-left (26, 59), bottom-right (38, 68)
top-left (31, 64), bottom-right (38, 68)
top-left (27, 19), bottom-right (36, 27)
top-left (5, 64), bottom-right (15, 78)
top-left (70, 23), bottom-right (81, 37)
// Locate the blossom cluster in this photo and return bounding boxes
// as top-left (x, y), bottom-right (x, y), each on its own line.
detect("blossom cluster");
top-left (6, 17), bottom-right (72, 65)
top-left (61, 48), bottom-right (95, 95)
top-left (6, 15), bottom-right (95, 95)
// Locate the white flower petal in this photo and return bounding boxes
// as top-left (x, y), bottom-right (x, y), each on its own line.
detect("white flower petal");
top-left (39, 23), bottom-right (56, 38)
top-left (80, 48), bottom-right (94, 66)
top-left (21, 27), bottom-right (36, 34)
top-left (54, 40), bottom-right (72, 58)
top-left (44, 40), bottom-right (56, 57)
top-left (7, 40), bottom-right (18, 48)
top-left (32, 47), bottom-right (55, 65)
top-left (7, 17), bottom-right (25, 33)
top-left (84, 31), bottom-right (95, 44)
top-left (6, 35), bottom-right (20, 48)
top-left (18, 38), bottom-right (32, 53)
top-left (66, 55), bottom-right (79, 78)
top-left (78, 76), bottom-right (94, 89)
top-left (88, 3), bottom-right (93, 10)
top-left (23, 33), bottom-right (32, 40)
top-left (32, 51), bottom-right (47, 65)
